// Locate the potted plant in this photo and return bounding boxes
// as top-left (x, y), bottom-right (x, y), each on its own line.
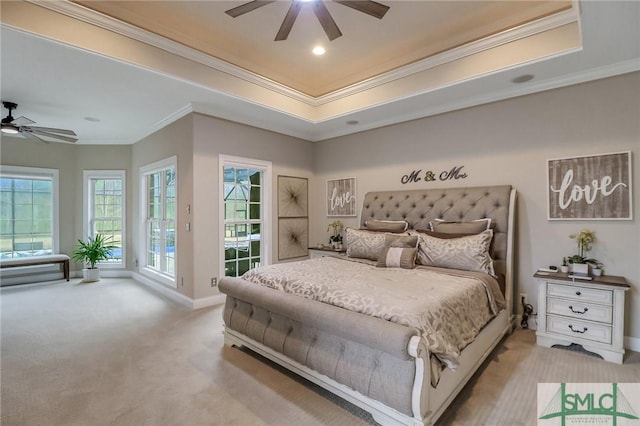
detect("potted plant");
top-left (71, 234), bottom-right (116, 282)
top-left (327, 220), bottom-right (344, 250)
top-left (560, 257), bottom-right (569, 274)
top-left (590, 261), bottom-right (604, 277)
top-left (567, 229), bottom-right (597, 275)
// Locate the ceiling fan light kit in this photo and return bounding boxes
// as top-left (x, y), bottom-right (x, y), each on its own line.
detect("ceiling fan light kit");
top-left (226, 0), bottom-right (390, 41)
top-left (1, 101), bottom-right (78, 143)
top-left (1, 124), bottom-right (19, 134)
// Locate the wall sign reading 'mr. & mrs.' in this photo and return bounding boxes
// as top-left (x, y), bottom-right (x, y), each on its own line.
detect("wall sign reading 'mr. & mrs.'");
top-left (548, 151), bottom-right (632, 220)
top-left (401, 165), bottom-right (468, 184)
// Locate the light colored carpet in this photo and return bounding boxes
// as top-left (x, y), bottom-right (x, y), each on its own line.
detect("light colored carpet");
top-left (1, 278), bottom-right (638, 426)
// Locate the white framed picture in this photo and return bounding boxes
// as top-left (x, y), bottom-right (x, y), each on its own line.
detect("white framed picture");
top-left (327, 177), bottom-right (356, 217)
top-left (547, 151), bottom-right (632, 220)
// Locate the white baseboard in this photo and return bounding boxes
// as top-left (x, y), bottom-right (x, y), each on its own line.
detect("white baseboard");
top-left (193, 294), bottom-right (226, 309)
top-left (132, 271), bottom-right (194, 308)
top-left (131, 272), bottom-right (225, 310)
top-left (624, 336), bottom-right (640, 352)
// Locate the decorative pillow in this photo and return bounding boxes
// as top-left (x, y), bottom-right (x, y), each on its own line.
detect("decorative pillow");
top-left (429, 218), bottom-right (492, 234)
top-left (377, 235), bottom-right (418, 269)
top-left (414, 229), bottom-right (475, 239)
top-left (364, 219), bottom-right (409, 233)
top-left (416, 229), bottom-right (495, 276)
top-left (346, 228), bottom-right (409, 261)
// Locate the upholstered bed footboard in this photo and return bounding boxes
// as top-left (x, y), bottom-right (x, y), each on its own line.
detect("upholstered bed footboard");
top-left (220, 277), bottom-right (429, 422)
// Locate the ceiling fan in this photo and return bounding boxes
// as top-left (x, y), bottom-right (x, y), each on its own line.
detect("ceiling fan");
top-left (1, 101), bottom-right (77, 144)
top-left (225, 0), bottom-right (390, 41)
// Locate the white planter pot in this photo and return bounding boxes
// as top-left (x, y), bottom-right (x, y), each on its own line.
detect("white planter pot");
top-left (571, 263), bottom-right (589, 275)
top-left (560, 266), bottom-right (569, 273)
top-left (82, 268), bottom-right (100, 283)
top-left (592, 268), bottom-right (602, 277)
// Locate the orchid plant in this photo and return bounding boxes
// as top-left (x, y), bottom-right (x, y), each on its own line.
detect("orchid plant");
top-left (568, 229), bottom-right (597, 265)
top-left (327, 220), bottom-right (344, 244)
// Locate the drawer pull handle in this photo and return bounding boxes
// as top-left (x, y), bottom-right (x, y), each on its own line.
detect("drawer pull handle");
top-left (568, 325), bottom-right (588, 334)
top-left (575, 291), bottom-right (582, 296)
top-left (568, 306), bottom-right (588, 314)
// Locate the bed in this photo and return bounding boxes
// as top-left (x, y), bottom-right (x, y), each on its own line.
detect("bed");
top-left (219, 185), bottom-right (516, 425)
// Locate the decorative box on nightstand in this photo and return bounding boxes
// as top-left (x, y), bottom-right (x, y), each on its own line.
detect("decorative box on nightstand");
top-left (308, 246), bottom-right (347, 259)
top-left (534, 271), bottom-right (630, 364)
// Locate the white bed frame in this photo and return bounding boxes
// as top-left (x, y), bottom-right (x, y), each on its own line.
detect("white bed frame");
top-left (222, 186), bottom-right (517, 425)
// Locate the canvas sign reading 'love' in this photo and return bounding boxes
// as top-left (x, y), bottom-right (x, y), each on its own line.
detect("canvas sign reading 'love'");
top-left (547, 151), bottom-right (632, 220)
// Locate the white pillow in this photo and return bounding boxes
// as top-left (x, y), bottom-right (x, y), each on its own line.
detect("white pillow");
top-left (416, 229), bottom-right (495, 276)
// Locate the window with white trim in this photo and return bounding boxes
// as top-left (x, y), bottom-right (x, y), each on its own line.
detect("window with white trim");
top-left (140, 157), bottom-right (176, 286)
top-left (0, 166), bottom-right (59, 258)
top-left (83, 170), bottom-right (125, 268)
top-left (220, 155), bottom-right (272, 278)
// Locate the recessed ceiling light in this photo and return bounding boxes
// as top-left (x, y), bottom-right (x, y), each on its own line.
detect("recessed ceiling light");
top-left (511, 74), bottom-right (534, 84)
top-left (346, 120), bottom-right (359, 125)
top-left (312, 46), bottom-right (325, 56)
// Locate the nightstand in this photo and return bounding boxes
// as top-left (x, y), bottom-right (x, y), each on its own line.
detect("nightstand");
top-left (308, 246), bottom-right (346, 259)
top-left (534, 271), bottom-right (630, 364)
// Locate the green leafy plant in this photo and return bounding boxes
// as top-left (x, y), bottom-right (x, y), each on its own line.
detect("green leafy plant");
top-left (568, 229), bottom-right (597, 264)
top-left (71, 234), bottom-right (117, 269)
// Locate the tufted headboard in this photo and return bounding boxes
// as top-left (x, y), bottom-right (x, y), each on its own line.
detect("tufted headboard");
top-left (360, 185), bottom-right (516, 303)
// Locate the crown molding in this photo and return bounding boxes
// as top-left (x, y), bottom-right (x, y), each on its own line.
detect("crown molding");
top-left (315, 6), bottom-right (580, 104)
top-left (29, 0), bottom-right (579, 108)
top-left (312, 58), bottom-right (640, 141)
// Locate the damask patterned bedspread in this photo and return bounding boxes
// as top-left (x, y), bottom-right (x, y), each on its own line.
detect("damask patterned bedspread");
top-left (241, 257), bottom-right (505, 369)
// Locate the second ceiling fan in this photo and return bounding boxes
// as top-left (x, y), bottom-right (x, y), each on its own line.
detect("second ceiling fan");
top-left (225, 0), bottom-right (390, 41)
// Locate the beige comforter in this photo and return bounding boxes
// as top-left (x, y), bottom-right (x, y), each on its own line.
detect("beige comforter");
top-left (241, 256), bottom-right (505, 369)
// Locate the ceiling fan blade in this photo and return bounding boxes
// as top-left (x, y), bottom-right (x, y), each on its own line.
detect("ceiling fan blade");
top-left (27, 129), bottom-right (78, 143)
top-left (225, 1), bottom-right (275, 18)
top-left (21, 130), bottom-right (49, 144)
top-left (312, 1), bottom-right (342, 41)
top-left (11, 116), bottom-right (36, 126)
top-left (27, 126), bottom-right (77, 136)
top-left (275, 2), bottom-right (302, 41)
top-left (334, 1), bottom-right (389, 19)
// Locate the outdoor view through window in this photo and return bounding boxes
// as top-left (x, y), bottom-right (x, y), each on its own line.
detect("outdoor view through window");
top-left (224, 165), bottom-right (262, 277)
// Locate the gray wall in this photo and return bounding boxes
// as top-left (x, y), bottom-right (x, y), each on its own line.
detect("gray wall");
top-left (131, 114), bottom-right (194, 298)
top-left (191, 113), bottom-right (313, 299)
top-left (0, 137), bottom-right (132, 274)
top-left (310, 72), bottom-right (640, 340)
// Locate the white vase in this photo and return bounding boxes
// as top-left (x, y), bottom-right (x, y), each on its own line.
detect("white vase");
top-left (82, 268), bottom-right (100, 282)
top-left (592, 268), bottom-right (602, 277)
top-left (571, 263), bottom-right (589, 275)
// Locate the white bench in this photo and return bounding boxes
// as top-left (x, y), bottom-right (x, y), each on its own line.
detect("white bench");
top-left (0, 254), bottom-right (70, 281)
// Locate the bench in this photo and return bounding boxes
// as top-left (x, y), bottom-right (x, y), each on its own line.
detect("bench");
top-left (0, 254), bottom-right (70, 281)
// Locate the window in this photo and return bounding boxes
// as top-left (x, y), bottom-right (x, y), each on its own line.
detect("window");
top-left (140, 157), bottom-right (176, 286)
top-left (83, 170), bottom-right (125, 268)
top-left (220, 155), bottom-right (272, 278)
top-left (0, 166), bottom-right (59, 258)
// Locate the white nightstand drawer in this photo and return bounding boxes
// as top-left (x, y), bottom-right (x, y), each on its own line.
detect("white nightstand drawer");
top-left (547, 315), bottom-right (612, 345)
top-left (548, 283), bottom-right (612, 305)
top-left (547, 298), bottom-right (613, 324)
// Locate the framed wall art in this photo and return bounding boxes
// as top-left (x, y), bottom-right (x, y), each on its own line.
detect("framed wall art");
top-left (547, 151), bottom-right (632, 220)
top-left (327, 177), bottom-right (356, 217)
top-left (278, 217), bottom-right (309, 260)
top-left (278, 175), bottom-right (308, 217)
